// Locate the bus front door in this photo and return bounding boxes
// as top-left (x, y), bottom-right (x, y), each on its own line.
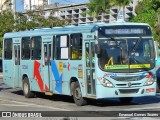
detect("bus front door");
top-left (13, 44), bottom-right (21, 88)
top-left (85, 41), bottom-right (96, 96)
top-left (43, 42), bottom-right (52, 94)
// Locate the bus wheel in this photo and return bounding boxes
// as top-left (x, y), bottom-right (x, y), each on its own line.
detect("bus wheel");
top-left (23, 77), bottom-right (35, 98)
top-left (72, 82), bottom-right (87, 106)
top-left (119, 97), bottom-right (133, 104)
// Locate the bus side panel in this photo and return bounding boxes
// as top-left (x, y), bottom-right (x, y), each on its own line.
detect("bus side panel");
top-left (51, 60), bottom-right (67, 95)
top-left (21, 60), bottom-right (44, 92)
top-left (3, 60), bottom-right (14, 88)
top-left (50, 60), bottom-right (84, 95)
top-left (32, 60), bottom-right (46, 92)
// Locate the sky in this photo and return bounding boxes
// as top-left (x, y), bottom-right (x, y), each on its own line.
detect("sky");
top-left (16, 0), bottom-right (89, 12)
top-left (16, 0), bottom-right (24, 12)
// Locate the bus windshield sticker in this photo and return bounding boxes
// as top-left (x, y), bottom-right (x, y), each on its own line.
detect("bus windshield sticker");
top-left (130, 64), bottom-right (150, 69)
top-left (105, 65), bottom-right (128, 70)
top-left (104, 64), bottom-right (150, 70)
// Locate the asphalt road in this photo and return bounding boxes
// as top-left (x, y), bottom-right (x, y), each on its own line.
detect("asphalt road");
top-left (1, 77), bottom-right (160, 120)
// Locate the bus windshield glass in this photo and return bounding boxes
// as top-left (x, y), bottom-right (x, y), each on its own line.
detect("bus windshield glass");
top-left (98, 26), bottom-right (155, 73)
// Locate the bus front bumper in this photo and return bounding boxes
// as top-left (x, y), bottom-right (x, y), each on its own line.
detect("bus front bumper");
top-left (96, 82), bottom-right (156, 99)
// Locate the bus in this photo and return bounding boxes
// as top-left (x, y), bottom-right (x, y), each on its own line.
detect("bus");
top-left (2, 22), bottom-right (156, 106)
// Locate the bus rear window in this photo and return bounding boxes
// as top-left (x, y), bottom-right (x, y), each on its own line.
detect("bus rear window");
top-left (4, 39), bottom-right (12, 59)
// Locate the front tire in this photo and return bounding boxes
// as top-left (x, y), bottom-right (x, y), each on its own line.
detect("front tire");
top-left (23, 77), bottom-right (35, 98)
top-left (72, 81), bottom-right (87, 106)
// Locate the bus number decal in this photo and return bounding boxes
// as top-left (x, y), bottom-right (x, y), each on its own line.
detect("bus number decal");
top-left (33, 61), bottom-right (49, 92)
top-left (51, 61), bottom-right (62, 93)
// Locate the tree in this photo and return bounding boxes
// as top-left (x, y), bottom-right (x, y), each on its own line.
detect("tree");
top-left (0, 11), bottom-right (14, 57)
top-left (130, 0), bottom-right (159, 41)
top-left (112, 0), bottom-right (133, 20)
top-left (85, 0), bottom-right (111, 20)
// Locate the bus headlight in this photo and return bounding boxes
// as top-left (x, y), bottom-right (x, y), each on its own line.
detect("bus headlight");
top-left (144, 77), bottom-right (155, 86)
top-left (99, 78), bottom-right (114, 87)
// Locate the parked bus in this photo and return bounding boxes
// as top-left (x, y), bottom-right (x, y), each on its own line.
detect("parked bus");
top-left (2, 22), bottom-right (156, 106)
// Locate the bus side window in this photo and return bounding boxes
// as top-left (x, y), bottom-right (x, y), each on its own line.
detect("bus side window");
top-left (22, 37), bottom-right (30, 59)
top-left (31, 36), bottom-right (41, 60)
top-left (4, 39), bottom-right (12, 60)
top-left (56, 35), bottom-right (69, 60)
top-left (70, 33), bottom-right (82, 60)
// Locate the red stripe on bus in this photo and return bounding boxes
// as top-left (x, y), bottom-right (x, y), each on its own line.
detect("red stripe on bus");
top-left (33, 60), bottom-right (49, 92)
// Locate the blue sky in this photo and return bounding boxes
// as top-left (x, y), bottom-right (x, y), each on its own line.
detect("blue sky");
top-left (16, 0), bottom-right (89, 12)
top-left (16, 0), bottom-right (24, 12)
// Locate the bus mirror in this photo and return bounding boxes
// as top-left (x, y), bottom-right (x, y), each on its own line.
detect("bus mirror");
top-left (95, 44), bottom-right (101, 55)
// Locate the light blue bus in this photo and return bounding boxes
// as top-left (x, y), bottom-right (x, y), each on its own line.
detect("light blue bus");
top-left (2, 22), bottom-right (156, 106)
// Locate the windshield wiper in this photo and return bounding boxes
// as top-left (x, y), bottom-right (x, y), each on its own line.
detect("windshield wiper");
top-left (132, 37), bottom-right (142, 52)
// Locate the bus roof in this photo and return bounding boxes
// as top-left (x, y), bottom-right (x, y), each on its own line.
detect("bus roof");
top-left (3, 22), bottom-right (150, 39)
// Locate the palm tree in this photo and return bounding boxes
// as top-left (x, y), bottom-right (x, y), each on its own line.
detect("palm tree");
top-left (85, 0), bottom-right (111, 21)
top-left (112, 0), bottom-right (133, 20)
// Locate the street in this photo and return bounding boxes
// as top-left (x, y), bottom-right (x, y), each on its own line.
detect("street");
top-left (1, 77), bottom-right (160, 120)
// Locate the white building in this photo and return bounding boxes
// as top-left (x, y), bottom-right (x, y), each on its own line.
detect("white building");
top-left (0, 0), bottom-right (12, 11)
top-left (43, 0), bottom-right (139, 25)
top-left (24, 0), bottom-right (50, 11)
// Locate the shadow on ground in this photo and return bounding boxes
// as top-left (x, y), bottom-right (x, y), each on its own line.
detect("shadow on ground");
top-left (10, 90), bottom-right (160, 107)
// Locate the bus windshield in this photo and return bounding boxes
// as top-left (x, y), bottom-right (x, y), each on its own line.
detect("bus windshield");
top-left (98, 26), bottom-right (155, 73)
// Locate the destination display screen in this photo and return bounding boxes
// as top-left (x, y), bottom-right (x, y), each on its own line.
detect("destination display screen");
top-left (98, 25), bottom-right (152, 37)
top-left (105, 28), bottom-right (144, 35)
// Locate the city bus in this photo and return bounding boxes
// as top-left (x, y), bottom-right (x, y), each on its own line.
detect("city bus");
top-left (2, 22), bottom-right (156, 106)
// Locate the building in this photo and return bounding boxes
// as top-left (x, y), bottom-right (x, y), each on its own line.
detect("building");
top-left (24, 0), bottom-right (50, 11)
top-left (1, 0), bottom-right (139, 25)
top-left (0, 0), bottom-right (12, 11)
top-left (43, 0), bottom-right (139, 25)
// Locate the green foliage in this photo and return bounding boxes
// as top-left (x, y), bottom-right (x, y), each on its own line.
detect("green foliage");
top-left (130, 0), bottom-right (160, 41)
top-left (0, 11), bottom-right (14, 57)
top-left (85, 0), bottom-right (132, 20)
top-left (0, 9), bottom-right (70, 57)
top-left (85, 0), bottom-right (111, 18)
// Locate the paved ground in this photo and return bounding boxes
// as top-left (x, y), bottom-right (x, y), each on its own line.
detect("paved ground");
top-left (1, 75), bottom-right (160, 120)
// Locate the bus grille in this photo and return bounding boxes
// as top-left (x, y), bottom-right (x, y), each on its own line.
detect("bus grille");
top-left (111, 76), bottom-right (146, 82)
top-left (119, 89), bottom-right (139, 94)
